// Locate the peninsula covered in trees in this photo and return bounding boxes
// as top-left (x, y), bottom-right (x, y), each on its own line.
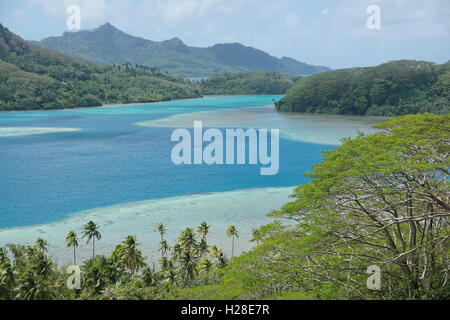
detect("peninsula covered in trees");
top-left (199, 72), bottom-right (300, 95)
top-left (276, 60), bottom-right (450, 116)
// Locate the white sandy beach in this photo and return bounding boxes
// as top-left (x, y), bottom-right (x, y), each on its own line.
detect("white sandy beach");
top-left (0, 187), bottom-right (294, 265)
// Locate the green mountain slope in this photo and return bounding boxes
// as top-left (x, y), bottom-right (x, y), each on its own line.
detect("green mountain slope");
top-left (276, 60), bottom-right (450, 116)
top-left (35, 23), bottom-right (330, 77)
top-left (0, 23), bottom-right (201, 111)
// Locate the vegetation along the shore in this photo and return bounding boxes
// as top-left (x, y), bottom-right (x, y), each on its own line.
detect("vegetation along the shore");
top-left (199, 72), bottom-right (300, 95)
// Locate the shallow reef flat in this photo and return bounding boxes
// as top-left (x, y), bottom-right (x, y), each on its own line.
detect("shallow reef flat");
top-left (0, 127), bottom-right (82, 137)
top-left (0, 187), bottom-right (294, 265)
top-left (136, 105), bottom-right (384, 146)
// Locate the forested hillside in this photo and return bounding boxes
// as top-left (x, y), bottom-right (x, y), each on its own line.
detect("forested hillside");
top-left (0, 24), bottom-right (201, 111)
top-left (200, 72), bottom-right (300, 95)
top-left (276, 60), bottom-right (450, 116)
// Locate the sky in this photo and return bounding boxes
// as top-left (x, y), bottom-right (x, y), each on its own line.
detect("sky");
top-left (1, 0), bottom-right (449, 69)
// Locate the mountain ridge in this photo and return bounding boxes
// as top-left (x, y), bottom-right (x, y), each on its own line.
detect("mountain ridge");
top-left (35, 23), bottom-right (330, 77)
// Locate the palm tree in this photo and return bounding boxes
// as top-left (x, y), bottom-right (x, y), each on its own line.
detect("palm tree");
top-left (82, 221), bottom-right (101, 258)
top-left (159, 256), bottom-right (170, 272)
top-left (35, 238), bottom-right (48, 253)
top-left (226, 226), bottom-right (239, 258)
top-left (251, 228), bottom-right (263, 244)
top-left (159, 239), bottom-right (170, 258)
top-left (208, 245), bottom-right (228, 267)
top-left (209, 245), bottom-right (220, 258)
top-left (197, 239), bottom-right (208, 256)
top-left (32, 252), bottom-right (53, 279)
top-left (155, 223), bottom-right (166, 241)
top-left (172, 243), bottom-right (182, 261)
top-left (199, 258), bottom-right (213, 275)
top-left (197, 222), bottom-right (211, 241)
top-left (25, 246), bottom-right (37, 260)
top-left (65, 231), bottom-right (79, 265)
top-left (0, 255), bottom-right (14, 299)
top-left (179, 250), bottom-right (197, 283)
top-left (178, 228), bottom-right (196, 251)
top-left (197, 222), bottom-right (211, 256)
top-left (119, 236), bottom-right (145, 276)
top-left (15, 271), bottom-right (54, 300)
top-left (0, 247), bottom-right (8, 264)
top-left (155, 224), bottom-right (168, 259)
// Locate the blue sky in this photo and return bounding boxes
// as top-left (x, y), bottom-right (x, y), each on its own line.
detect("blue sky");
top-left (1, 0), bottom-right (449, 69)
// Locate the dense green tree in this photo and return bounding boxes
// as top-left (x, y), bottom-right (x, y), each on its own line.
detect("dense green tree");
top-left (208, 113), bottom-right (449, 300)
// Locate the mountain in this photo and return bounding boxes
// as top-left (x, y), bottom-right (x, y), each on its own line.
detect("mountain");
top-left (0, 23), bottom-right (201, 111)
top-left (276, 60), bottom-right (450, 116)
top-left (35, 23), bottom-right (330, 77)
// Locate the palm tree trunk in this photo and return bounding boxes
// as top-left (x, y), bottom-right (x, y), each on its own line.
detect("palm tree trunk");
top-left (231, 236), bottom-right (235, 258)
top-left (73, 246), bottom-right (76, 265)
top-left (92, 238), bottom-right (95, 258)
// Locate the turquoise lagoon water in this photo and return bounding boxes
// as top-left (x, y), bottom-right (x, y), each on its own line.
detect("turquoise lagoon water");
top-left (0, 96), bottom-right (332, 229)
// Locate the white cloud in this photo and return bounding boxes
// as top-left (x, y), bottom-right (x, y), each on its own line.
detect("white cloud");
top-left (160, 0), bottom-right (217, 26)
top-left (13, 9), bottom-right (27, 18)
top-left (27, 0), bottom-right (106, 24)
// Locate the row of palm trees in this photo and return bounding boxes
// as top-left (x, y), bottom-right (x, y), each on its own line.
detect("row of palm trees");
top-left (1, 220), bottom-right (241, 299)
top-left (65, 221), bottom-right (239, 267)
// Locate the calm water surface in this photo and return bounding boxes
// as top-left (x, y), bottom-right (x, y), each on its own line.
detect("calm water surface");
top-left (0, 96), bottom-right (332, 229)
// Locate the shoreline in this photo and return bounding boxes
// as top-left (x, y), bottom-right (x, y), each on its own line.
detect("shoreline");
top-left (0, 96), bottom-right (205, 114)
top-left (0, 95), bottom-right (283, 114)
top-left (0, 186), bottom-right (295, 265)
